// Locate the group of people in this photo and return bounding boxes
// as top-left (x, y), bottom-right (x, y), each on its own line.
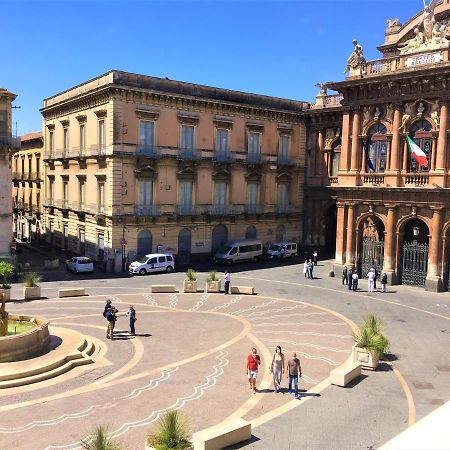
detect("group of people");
top-left (246, 347), bottom-right (302, 399)
top-left (302, 250), bottom-right (319, 279)
top-left (103, 299), bottom-right (137, 340)
top-left (342, 266), bottom-right (388, 293)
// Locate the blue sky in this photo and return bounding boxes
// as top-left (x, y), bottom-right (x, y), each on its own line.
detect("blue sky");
top-left (3, 0), bottom-right (421, 135)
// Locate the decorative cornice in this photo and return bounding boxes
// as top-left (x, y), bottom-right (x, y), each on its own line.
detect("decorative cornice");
top-left (76, 114), bottom-right (87, 123)
top-left (94, 109), bottom-right (107, 119)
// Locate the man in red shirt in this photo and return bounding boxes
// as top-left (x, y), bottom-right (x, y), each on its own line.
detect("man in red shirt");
top-left (245, 347), bottom-right (261, 393)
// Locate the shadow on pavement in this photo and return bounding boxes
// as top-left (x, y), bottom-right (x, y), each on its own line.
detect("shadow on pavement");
top-left (225, 435), bottom-right (261, 449)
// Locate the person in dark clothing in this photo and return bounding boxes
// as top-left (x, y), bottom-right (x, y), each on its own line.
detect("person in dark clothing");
top-left (373, 267), bottom-right (378, 290)
top-left (127, 305), bottom-right (137, 335)
top-left (105, 307), bottom-right (117, 339)
top-left (347, 268), bottom-right (353, 290)
top-left (103, 299), bottom-right (112, 318)
top-left (381, 273), bottom-right (388, 293)
top-left (342, 266), bottom-right (348, 285)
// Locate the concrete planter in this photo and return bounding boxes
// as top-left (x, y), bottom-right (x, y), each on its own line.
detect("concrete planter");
top-left (0, 288), bottom-right (11, 302)
top-left (205, 280), bottom-right (221, 293)
top-left (183, 280), bottom-right (198, 293)
top-left (352, 345), bottom-right (380, 370)
top-left (23, 286), bottom-right (41, 301)
top-left (44, 259), bottom-right (60, 270)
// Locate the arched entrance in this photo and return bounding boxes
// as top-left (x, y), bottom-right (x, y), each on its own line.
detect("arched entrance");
top-left (400, 218), bottom-right (429, 287)
top-left (178, 228), bottom-right (192, 266)
top-left (245, 225), bottom-right (257, 239)
top-left (211, 224), bottom-right (228, 254)
top-left (275, 225), bottom-right (285, 242)
top-left (358, 216), bottom-right (385, 277)
top-left (137, 230), bottom-right (152, 258)
top-left (324, 204), bottom-right (337, 256)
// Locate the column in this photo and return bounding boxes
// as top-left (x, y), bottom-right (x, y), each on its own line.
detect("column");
top-left (350, 111), bottom-right (361, 172)
top-left (426, 207), bottom-right (444, 291)
top-left (360, 138), bottom-right (367, 174)
top-left (340, 111), bottom-right (351, 172)
top-left (383, 205), bottom-right (397, 283)
top-left (390, 107), bottom-right (402, 172)
top-left (345, 204), bottom-right (355, 266)
top-left (335, 203), bottom-right (346, 265)
top-left (435, 102), bottom-right (448, 172)
top-left (385, 136), bottom-right (392, 172)
top-left (317, 129), bottom-right (324, 176)
top-left (431, 134), bottom-right (438, 171)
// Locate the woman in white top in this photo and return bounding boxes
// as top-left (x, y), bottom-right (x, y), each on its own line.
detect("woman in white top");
top-left (303, 261), bottom-right (308, 278)
top-left (270, 345), bottom-right (285, 393)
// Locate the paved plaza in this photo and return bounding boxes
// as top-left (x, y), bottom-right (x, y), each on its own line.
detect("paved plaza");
top-left (1, 258), bottom-right (450, 449)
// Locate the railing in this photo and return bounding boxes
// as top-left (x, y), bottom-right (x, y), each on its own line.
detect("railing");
top-left (0, 134), bottom-right (21, 149)
top-left (70, 147), bottom-right (87, 158)
top-left (365, 57), bottom-right (401, 76)
top-left (324, 94), bottom-right (344, 107)
top-left (205, 204), bottom-right (243, 215)
top-left (363, 174), bottom-right (385, 185)
top-left (179, 148), bottom-right (201, 160)
top-left (135, 205), bottom-right (162, 216)
top-left (404, 173), bottom-right (429, 186)
top-left (85, 203), bottom-right (106, 215)
top-left (213, 151), bottom-right (237, 163)
top-left (246, 152), bottom-right (268, 164)
top-left (90, 144), bottom-right (106, 157)
top-left (245, 204), bottom-right (264, 214)
top-left (12, 172), bottom-right (20, 180)
top-left (277, 155), bottom-right (295, 166)
top-left (43, 198), bottom-right (54, 207)
top-left (175, 204), bottom-right (203, 215)
top-left (29, 172), bottom-right (39, 181)
top-left (328, 176), bottom-right (338, 184)
top-left (70, 201), bottom-right (86, 211)
top-left (137, 146), bottom-right (160, 158)
top-left (275, 204), bottom-right (299, 213)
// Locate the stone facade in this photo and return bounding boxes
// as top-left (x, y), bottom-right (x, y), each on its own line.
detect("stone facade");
top-left (40, 71), bottom-right (307, 270)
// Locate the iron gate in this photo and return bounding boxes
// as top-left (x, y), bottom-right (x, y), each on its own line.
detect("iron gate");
top-left (401, 240), bottom-right (428, 287)
top-left (360, 238), bottom-right (384, 277)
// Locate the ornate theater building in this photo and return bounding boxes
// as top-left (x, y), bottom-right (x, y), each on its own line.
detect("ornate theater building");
top-left (305, 1), bottom-right (450, 291)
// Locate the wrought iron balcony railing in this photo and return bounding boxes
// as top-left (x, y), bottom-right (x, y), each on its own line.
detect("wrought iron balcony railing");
top-left (175, 204), bottom-right (203, 215)
top-left (213, 151), bottom-right (237, 163)
top-left (275, 204), bottom-right (299, 214)
top-left (205, 204), bottom-right (244, 215)
top-left (245, 204), bottom-right (264, 214)
top-left (135, 205), bottom-right (162, 216)
top-left (179, 148), bottom-right (201, 160)
top-left (277, 155), bottom-right (295, 166)
top-left (246, 152), bottom-right (268, 164)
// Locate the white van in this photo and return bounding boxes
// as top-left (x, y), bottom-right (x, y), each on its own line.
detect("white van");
top-left (129, 253), bottom-right (175, 275)
top-left (214, 239), bottom-right (263, 264)
top-left (267, 242), bottom-right (298, 259)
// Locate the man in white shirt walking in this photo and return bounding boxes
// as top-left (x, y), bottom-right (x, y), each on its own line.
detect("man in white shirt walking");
top-left (367, 268), bottom-right (376, 293)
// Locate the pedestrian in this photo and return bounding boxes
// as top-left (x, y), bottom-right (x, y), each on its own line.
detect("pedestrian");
top-left (374, 267), bottom-right (378, 290)
top-left (105, 307), bottom-right (116, 340)
top-left (103, 298), bottom-right (112, 318)
top-left (303, 260), bottom-right (308, 278)
top-left (313, 250), bottom-right (318, 266)
top-left (367, 268), bottom-right (375, 293)
top-left (127, 305), bottom-right (137, 335)
top-left (342, 266), bottom-right (348, 285)
top-left (246, 347), bottom-right (261, 394)
top-left (347, 267), bottom-right (353, 290)
top-left (286, 351), bottom-right (302, 399)
top-left (224, 270), bottom-right (231, 294)
top-left (352, 272), bottom-right (359, 291)
top-left (381, 273), bottom-right (388, 293)
top-left (270, 345), bottom-right (285, 393)
top-left (307, 259), bottom-right (314, 279)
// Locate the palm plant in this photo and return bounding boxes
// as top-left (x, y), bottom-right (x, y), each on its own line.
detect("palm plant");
top-left (353, 313), bottom-right (389, 357)
top-left (22, 271), bottom-right (42, 288)
top-left (147, 410), bottom-right (191, 450)
top-left (185, 269), bottom-right (197, 281)
top-left (0, 261), bottom-right (14, 289)
top-left (207, 270), bottom-right (218, 282)
top-left (80, 425), bottom-right (123, 450)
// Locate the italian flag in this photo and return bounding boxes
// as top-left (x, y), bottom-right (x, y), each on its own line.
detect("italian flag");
top-left (406, 135), bottom-right (428, 167)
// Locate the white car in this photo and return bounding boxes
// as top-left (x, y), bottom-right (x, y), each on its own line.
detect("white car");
top-left (267, 242), bottom-right (298, 259)
top-left (65, 257), bottom-right (94, 273)
top-left (129, 253), bottom-right (175, 275)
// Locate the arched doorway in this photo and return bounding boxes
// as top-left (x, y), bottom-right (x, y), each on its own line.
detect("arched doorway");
top-left (211, 224), bottom-right (228, 254)
top-left (275, 225), bottom-right (285, 242)
top-left (400, 218), bottom-right (429, 287)
top-left (245, 225), bottom-right (257, 239)
top-left (324, 204), bottom-right (337, 256)
top-left (137, 230), bottom-right (152, 258)
top-left (178, 228), bottom-right (192, 266)
top-left (358, 216), bottom-right (385, 277)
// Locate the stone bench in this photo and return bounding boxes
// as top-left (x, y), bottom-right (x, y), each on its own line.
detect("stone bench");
top-left (58, 288), bottom-right (86, 298)
top-left (330, 361), bottom-right (361, 387)
top-left (193, 417), bottom-right (251, 450)
top-left (151, 285), bottom-right (176, 293)
top-left (230, 286), bottom-right (255, 295)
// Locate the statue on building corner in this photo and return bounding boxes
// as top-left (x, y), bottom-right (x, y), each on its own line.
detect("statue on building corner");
top-left (430, 99), bottom-right (440, 128)
top-left (399, 102), bottom-right (416, 131)
top-left (385, 104), bottom-right (394, 122)
top-left (315, 83), bottom-right (328, 96)
top-left (423, 0), bottom-right (438, 43)
top-left (386, 18), bottom-right (402, 33)
top-left (344, 40), bottom-right (366, 74)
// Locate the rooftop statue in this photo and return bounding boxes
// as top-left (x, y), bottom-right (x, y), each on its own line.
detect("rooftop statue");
top-left (344, 40), bottom-right (366, 74)
top-left (315, 83), bottom-right (328, 96)
top-left (423, 0), bottom-right (437, 43)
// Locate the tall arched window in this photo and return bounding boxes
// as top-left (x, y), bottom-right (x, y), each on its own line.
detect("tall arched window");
top-left (366, 124), bottom-right (387, 173)
top-left (330, 139), bottom-right (341, 177)
top-left (408, 119), bottom-right (432, 172)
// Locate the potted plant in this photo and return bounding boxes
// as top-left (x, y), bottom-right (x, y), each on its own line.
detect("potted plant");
top-left (352, 314), bottom-right (389, 370)
top-left (205, 270), bottom-right (221, 293)
top-left (23, 272), bottom-right (42, 300)
top-left (80, 425), bottom-right (123, 450)
top-left (183, 269), bottom-right (197, 293)
top-left (146, 410), bottom-right (192, 450)
top-left (0, 261), bottom-right (14, 302)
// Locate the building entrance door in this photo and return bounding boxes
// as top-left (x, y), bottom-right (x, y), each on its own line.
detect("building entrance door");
top-left (360, 237), bottom-right (384, 277)
top-left (401, 241), bottom-right (428, 287)
top-left (178, 228), bottom-right (192, 266)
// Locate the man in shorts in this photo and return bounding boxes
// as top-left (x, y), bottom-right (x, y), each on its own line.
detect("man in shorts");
top-left (246, 347), bottom-right (261, 394)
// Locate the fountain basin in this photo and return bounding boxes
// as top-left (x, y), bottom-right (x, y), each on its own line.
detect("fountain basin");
top-left (0, 315), bottom-right (50, 362)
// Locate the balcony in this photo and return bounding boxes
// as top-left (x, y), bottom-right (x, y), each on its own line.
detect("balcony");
top-left (213, 151), bottom-right (237, 163)
top-left (71, 147), bottom-right (87, 158)
top-left (175, 204), bottom-right (203, 215)
top-left (205, 204), bottom-right (243, 216)
top-left (43, 198), bottom-right (54, 207)
top-left (277, 155), bottom-right (295, 166)
top-left (275, 204), bottom-right (299, 214)
top-left (246, 152), bottom-right (268, 164)
top-left (53, 199), bottom-right (70, 210)
top-left (363, 174), bottom-right (385, 185)
top-left (137, 145), bottom-right (161, 158)
top-left (178, 148), bottom-right (201, 161)
top-left (404, 173), bottom-right (429, 187)
top-left (328, 176), bottom-right (338, 184)
top-left (90, 145), bottom-right (107, 157)
top-left (313, 94), bottom-right (343, 109)
top-left (135, 205), bottom-right (162, 216)
top-left (0, 134), bottom-right (21, 149)
top-left (245, 204), bottom-right (264, 214)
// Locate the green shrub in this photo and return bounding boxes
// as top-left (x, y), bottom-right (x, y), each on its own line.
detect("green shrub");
top-left (185, 269), bottom-right (197, 281)
top-left (0, 261), bottom-right (14, 289)
top-left (353, 313), bottom-right (389, 357)
top-left (207, 270), bottom-right (218, 282)
top-left (22, 272), bottom-right (42, 288)
top-left (147, 410), bottom-right (191, 450)
top-left (80, 425), bottom-right (123, 450)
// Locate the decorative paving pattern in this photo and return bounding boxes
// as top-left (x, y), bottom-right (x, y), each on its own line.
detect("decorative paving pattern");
top-left (0, 293), bottom-right (354, 450)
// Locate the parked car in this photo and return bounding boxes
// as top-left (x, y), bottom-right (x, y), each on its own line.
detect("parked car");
top-left (129, 253), bottom-right (175, 275)
top-left (267, 242), bottom-right (298, 259)
top-left (214, 239), bottom-right (263, 264)
top-left (65, 257), bottom-right (94, 273)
